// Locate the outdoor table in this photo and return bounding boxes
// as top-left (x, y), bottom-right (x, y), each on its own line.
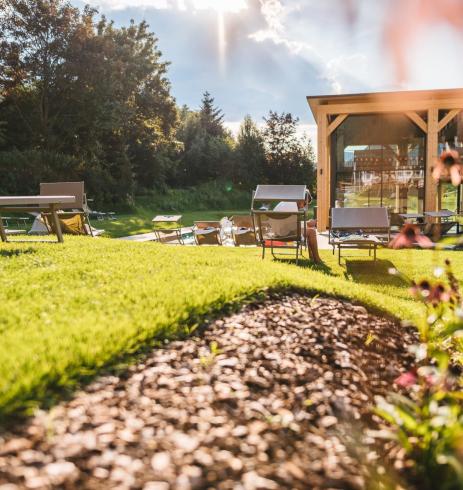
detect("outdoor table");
top-left (332, 234), bottom-right (381, 265)
top-left (424, 210), bottom-right (458, 235)
top-left (399, 213), bottom-right (425, 221)
top-left (424, 210), bottom-right (456, 220)
top-left (152, 215), bottom-right (185, 244)
top-left (152, 215), bottom-right (182, 223)
top-left (0, 196), bottom-right (75, 243)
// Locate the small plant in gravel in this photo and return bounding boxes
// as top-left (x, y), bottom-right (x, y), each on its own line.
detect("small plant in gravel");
top-left (199, 341), bottom-right (222, 368)
top-left (375, 260), bottom-right (463, 489)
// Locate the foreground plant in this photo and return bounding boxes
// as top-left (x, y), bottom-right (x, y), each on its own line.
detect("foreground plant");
top-left (376, 261), bottom-right (463, 489)
top-left (389, 223), bottom-right (433, 250)
top-left (432, 146), bottom-right (463, 187)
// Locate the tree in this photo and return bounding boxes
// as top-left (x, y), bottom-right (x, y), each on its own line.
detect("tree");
top-left (176, 95), bottom-right (233, 185)
top-left (0, 0), bottom-right (95, 150)
top-left (0, 1), bottom-right (178, 203)
top-left (199, 91), bottom-right (225, 137)
top-left (262, 111), bottom-right (316, 188)
top-left (234, 115), bottom-right (266, 187)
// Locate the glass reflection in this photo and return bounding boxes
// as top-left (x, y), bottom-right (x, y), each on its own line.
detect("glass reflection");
top-left (331, 114), bottom-right (426, 216)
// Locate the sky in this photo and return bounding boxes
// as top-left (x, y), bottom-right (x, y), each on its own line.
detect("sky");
top-left (72, 0), bottom-right (463, 143)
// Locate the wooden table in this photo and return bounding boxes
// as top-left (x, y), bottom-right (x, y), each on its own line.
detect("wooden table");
top-left (399, 213), bottom-right (425, 221)
top-left (152, 215), bottom-right (184, 244)
top-left (424, 210), bottom-right (456, 220)
top-left (0, 196), bottom-right (75, 243)
top-left (332, 234), bottom-right (381, 265)
top-left (152, 215), bottom-right (182, 223)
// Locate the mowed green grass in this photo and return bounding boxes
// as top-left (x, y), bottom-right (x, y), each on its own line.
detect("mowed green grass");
top-left (101, 209), bottom-right (248, 238)
top-left (0, 237), bottom-right (461, 420)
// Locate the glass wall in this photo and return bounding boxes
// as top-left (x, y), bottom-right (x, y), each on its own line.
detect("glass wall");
top-left (331, 114), bottom-right (426, 216)
top-left (438, 110), bottom-right (463, 213)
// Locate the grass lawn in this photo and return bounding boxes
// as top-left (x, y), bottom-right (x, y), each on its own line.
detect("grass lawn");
top-left (0, 237), bottom-right (460, 421)
top-left (101, 208), bottom-right (248, 238)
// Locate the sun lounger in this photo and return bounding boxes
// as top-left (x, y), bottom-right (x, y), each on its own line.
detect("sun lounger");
top-left (194, 221), bottom-right (222, 246)
top-left (231, 216), bottom-right (256, 246)
top-left (41, 212), bottom-right (89, 236)
top-left (253, 210), bottom-right (303, 263)
top-left (330, 207), bottom-right (390, 263)
top-left (251, 185), bottom-right (312, 265)
top-left (40, 182), bottom-right (103, 237)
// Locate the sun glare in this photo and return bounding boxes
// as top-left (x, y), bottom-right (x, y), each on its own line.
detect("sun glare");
top-left (192, 0), bottom-right (248, 13)
top-left (188, 0), bottom-right (247, 75)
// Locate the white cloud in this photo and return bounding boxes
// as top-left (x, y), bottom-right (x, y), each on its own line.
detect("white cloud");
top-left (249, 0), bottom-right (389, 95)
top-left (87, 0), bottom-right (173, 9)
top-left (85, 0), bottom-right (247, 12)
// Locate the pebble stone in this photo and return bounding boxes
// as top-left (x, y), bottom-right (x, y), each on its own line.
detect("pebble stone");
top-left (0, 294), bottom-right (417, 489)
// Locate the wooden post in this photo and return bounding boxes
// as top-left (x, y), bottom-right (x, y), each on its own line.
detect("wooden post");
top-left (425, 108), bottom-right (439, 213)
top-left (50, 204), bottom-right (64, 243)
top-left (0, 214), bottom-right (7, 242)
top-left (317, 111), bottom-right (329, 231)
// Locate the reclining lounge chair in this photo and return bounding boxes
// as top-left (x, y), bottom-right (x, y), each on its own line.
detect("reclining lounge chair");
top-left (231, 215), bottom-right (256, 246)
top-left (330, 207), bottom-right (390, 264)
top-left (40, 182), bottom-right (103, 236)
top-left (251, 185), bottom-right (312, 265)
top-left (194, 221), bottom-right (222, 246)
top-left (253, 206), bottom-right (303, 264)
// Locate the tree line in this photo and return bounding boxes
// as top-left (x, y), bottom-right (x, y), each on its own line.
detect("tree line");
top-left (0, 0), bottom-right (316, 205)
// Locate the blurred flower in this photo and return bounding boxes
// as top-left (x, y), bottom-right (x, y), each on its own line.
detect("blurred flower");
top-left (432, 147), bottom-right (463, 186)
top-left (389, 223), bottom-right (433, 249)
top-left (411, 279), bottom-right (451, 305)
top-left (395, 370), bottom-right (417, 388)
top-left (417, 366), bottom-right (441, 388)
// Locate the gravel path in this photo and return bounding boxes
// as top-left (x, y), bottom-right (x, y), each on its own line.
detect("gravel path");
top-left (0, 293), bottom-right (417, 490)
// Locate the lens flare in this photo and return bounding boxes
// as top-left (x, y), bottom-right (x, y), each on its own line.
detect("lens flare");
top-left (218, 11), bottom-right (226, 74)
top-left (192, 0), bottom-right (247, 13)
top-left (191, 1), bottom-right (248, 75)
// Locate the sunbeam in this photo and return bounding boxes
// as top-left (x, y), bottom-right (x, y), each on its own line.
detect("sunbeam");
top-left (218, 10), bottom-right (226, 75)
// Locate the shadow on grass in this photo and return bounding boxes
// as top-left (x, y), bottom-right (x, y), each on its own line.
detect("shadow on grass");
top-left (0, 248), bottom-right (36, 258)
top-left (344, 259), bottom-right (408, 287)
top-left (272, 256), bottom-right (334, 275)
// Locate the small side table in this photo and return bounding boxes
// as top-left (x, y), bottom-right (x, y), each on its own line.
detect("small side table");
top-left (332, 234), bottom-right (381, 265)
top-left (152, 215), bottom-right (184, 244)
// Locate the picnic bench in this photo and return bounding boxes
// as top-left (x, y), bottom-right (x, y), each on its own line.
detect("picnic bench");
top-left (0, 196), bottom-right (75, 243)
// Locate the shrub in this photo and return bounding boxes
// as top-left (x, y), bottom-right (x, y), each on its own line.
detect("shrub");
top-left (375, 261), bottom-right (463, 489)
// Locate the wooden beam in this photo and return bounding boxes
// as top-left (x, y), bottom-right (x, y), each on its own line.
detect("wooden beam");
top-left (437, 109), bottom-right (461, 132)
top-left (320, 99), bottom-right (463, 116)
top-left (425, 108), bottom-right (439, 213)
top-left (405, 111), bottom-right (428, 133)
top-left (327, 114), bottom-right (348, 136)
top-left (317, 113), bottom-right (329, 232)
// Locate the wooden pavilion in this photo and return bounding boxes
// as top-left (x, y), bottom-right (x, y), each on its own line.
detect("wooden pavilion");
top-left (307, 88), bottom-right (463, 231)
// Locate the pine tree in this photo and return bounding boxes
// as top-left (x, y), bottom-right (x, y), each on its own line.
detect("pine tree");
top-left (199, 91), bottom-right (225, 137)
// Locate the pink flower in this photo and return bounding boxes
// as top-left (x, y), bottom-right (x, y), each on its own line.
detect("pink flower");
top-left (394, 370), bottom-right (418, 388)
top-left (389, 224), bottom-right (433, 249)
top-left (432, 148), bottom-right (463, 186)
top-left (411, 280), bottom-right (452, 305)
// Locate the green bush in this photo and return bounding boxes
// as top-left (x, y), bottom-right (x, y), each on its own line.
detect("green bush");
top-left (130, 181), bottom-right (251, 213)
top-left (0, 149), bottom-right (82, 195)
